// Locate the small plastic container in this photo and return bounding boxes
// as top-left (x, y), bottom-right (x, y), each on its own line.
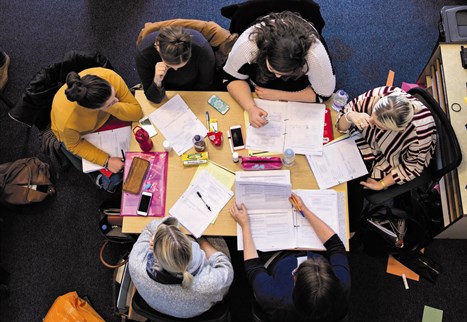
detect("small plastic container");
top-left (162, 140), bottom-right (172, 152)
top-left (282, 148), bottom-right (295, 167)
top-left (232, 152), bottom-right (239, 163)
top-left (193, 135), bottom-right (206, 152)
top-left (331, 90), bottom-right (349, 112)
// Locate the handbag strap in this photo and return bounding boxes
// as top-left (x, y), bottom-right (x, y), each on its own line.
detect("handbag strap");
top-left (99, 240), bottom-right (129, 269)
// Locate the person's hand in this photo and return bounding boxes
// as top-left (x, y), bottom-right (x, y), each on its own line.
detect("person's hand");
top-left (154, 62), bottom-right (168, 87)
top-left (360, 178), bottom-right (385, 190)
top-left (345, 111), bottom-right (371, 131)
top-left (149, 234), bottom-right (155, 250)
top-left (289, 192), bottom-right (308, 211)
top-left (229, 203), bottom-right (250, 228)
top-left (255, 86), bottom-right (283, 101)
top-left (247, 106), bottom-right (268, 128)
top-left (106, 157), bottom-right (124, 173)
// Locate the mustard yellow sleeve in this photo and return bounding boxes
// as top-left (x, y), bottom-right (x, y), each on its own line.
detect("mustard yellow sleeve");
top-left (62, 128), bottom-right (109, 166)
top-left (106, 72), bottom-right (143, 121)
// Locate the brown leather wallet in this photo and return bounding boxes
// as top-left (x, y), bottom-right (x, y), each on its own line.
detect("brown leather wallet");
top-left (123, 157), bottom-right (150, 194)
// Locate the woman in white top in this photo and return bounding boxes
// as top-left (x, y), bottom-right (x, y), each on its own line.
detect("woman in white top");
top-left (223, 11), bottom-right (335, 127)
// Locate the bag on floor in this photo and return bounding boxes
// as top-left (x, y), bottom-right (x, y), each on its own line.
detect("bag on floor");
top-left (43, 291), bottom-right (104, 322)
top-left (0, 157), bottom-right (55, 205)
top-left (359, 204), bottom-right (428, 256)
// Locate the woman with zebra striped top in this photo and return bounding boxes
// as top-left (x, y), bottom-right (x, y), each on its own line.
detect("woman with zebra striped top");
top-left (336, 86), bottom-right (437, 191)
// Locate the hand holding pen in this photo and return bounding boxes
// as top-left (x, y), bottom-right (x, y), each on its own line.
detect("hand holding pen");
top-left (289, 193), bottom-right (305, 218)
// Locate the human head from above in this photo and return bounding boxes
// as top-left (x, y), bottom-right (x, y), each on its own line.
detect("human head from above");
top-left (64, 71), bottom-right (118, 109)
top-left (292, 257), bottom-right (347, 321)
top-left (371, 93), bottom-right (414, 131)
top-left (251, 11), bottom-right (319, 83)
top-left (152, 217), bottom-right (193, 288)
top-left (155, 26), bottom-right (192, 70)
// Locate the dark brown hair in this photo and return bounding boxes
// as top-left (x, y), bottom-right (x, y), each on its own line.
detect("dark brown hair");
top-left (292, 257), bottom-right (347, 321)
top-left (64, 72), bottom-right (112, 109)
top-left (155, 26), bottom-right (192, 65)
top-left (250, 11), bottom-right (318, 83)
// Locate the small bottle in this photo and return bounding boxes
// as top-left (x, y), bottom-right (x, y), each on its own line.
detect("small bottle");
top-left (331, 90), bottom-right (349, 112)
top-left (282, 148), bottom-right (295, 167)
top-left (162, 140), bottom-right (172, 152)
top-left (232, 152), bottom-right (239, 163)
top-left (192, 135), bottom-right (206, 152)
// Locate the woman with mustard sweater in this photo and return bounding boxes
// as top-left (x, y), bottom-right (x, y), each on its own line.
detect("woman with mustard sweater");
top-left (51, 67), bottom-right (143, 178)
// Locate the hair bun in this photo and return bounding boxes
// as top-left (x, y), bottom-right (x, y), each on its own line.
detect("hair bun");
top-left (64, 72), bottom-right (87, 102)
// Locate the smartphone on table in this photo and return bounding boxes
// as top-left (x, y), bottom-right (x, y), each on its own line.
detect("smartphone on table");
top-left (137, 191), bottom-right (152, 216)
top-left (208, 95), bottom-right (230, 115)
top-left (229, 125), bottom-right (245, 151)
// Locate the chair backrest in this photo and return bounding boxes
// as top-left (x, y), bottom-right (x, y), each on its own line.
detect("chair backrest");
top-left (8, 50), bottom-right (113, 131)
top-left (364, 87), bottom-right (462, 205)
top-left (221, 0), bottom-right (325, 35)
top-left (132, 290), bottom-right (230, 322)
top-left (408, 87), bottom-right (462, 188)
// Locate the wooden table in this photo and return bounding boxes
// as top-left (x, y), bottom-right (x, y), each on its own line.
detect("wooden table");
top-left (122, 91), bottom-right (348, 240)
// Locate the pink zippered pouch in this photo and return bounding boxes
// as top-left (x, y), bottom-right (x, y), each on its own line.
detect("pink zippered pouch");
top-left (240, 156), bottom-right (283, 171)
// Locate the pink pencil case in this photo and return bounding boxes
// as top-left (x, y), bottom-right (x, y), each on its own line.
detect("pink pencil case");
top-left (240, 156), bottom-right (283, 171)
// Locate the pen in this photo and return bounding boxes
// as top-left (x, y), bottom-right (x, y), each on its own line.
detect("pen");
top-left (121, 149), bottom-right (125, 162)
top-left (290, 195), bottom-right (305, 217)
top-left (249, 151), bottom-right (269, 155)
top-left (227, 134), bottom-right (234, 153)
top-left (205, 111), bottom-right (210, 131)
top-left (196, 191), bottom-right (211, 211)
top-left (207, 160), bottom-right (235, 174)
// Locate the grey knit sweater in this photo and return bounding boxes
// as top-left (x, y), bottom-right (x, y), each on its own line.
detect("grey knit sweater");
top-left (129, 220), bottom-right (234, 318)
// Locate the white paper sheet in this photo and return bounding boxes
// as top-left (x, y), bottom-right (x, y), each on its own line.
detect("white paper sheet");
top-left (306, 136), bottom-right (368, 189)
top-left (246, 99), bottom-right (325, 155)
top-left (148, 94), bottom-right (208, 155)
top-left (169, 170), bottom-right (233, 238)
top-left (235, 174), bottom-right (346, 251)
top-left (81, 126), bottom-right (131, 173)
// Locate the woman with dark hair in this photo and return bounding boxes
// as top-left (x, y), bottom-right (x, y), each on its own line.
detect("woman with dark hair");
top-left (51, 67), bottom-right (143, 175)
top-left (230, 193), bottom-right (350, 322)
top-left (223, 11), bottom-right (335, 127)
top-left (129, 217), bottom-right (233, 318)
top-left (136, 26), bottom-right (215, 103)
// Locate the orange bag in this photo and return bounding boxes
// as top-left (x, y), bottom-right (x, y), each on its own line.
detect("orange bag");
top-left (43, 291), bottom-right (105, 322)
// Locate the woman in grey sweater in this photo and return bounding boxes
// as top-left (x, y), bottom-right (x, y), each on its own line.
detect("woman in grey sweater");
top-left (129, 217), bottom-right (233, 318)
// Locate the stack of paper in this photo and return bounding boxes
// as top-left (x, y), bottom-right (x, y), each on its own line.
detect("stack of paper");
top-left (246, 99), bottom-right (325, 155)
top-left (235, 170), bottom-right (346, 251)
top-left (169, 170), bottom-right (234, 238)
top-left (148, 94), bottom-right (207, 155)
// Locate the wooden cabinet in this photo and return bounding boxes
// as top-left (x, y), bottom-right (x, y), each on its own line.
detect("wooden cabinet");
top-left (417, 43), bottom-right (467, 237)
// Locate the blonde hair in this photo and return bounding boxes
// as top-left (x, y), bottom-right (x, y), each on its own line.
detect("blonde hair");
top-left (374, 93), bottom-right (414, 131)
top-left (153, 218), bottom-right (193, 288)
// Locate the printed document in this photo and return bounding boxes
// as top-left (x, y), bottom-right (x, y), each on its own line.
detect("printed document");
top-left (306, 136), bottom-right (368, 189)
top-left (148, 94), bottom-right (207, 155)
top-left (81, 126), bottom-right (131, 173)
top-left (170, 170), bottom-right (233, 238)
top-left (246, 99), bottom-right (325, 155)
top-left (235, 170), bottom-right (345, 251)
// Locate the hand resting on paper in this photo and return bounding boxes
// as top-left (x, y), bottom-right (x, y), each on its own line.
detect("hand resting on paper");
top-left (247, 106), bottom-right (268, 128)
top-left (229, 203), bottom-right (250, 229)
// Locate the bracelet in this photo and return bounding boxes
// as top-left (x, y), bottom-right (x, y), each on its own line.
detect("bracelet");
top-left (380, 179), bottom-right (388, 190)
top-left (344, 111), bottom-right (353, 123)
top-left (104, 157), bottom-right (110, 169)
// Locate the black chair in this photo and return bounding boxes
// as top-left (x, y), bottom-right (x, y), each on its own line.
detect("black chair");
top-left (364, 87), bottom-right (462, 205)
top-left (221, 0), bottom-right (325, 35)
top-left (3, 50), bottom-right (113, 159)
top-left (131, 290), bottom-right (230, 322)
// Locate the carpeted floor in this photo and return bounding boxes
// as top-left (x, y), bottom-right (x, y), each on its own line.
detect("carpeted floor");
top-left (1, 1), bottom-right (466, 321)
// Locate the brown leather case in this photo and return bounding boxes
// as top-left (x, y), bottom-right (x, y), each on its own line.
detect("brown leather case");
top-left (123, 157), bottom-right (150, 194)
